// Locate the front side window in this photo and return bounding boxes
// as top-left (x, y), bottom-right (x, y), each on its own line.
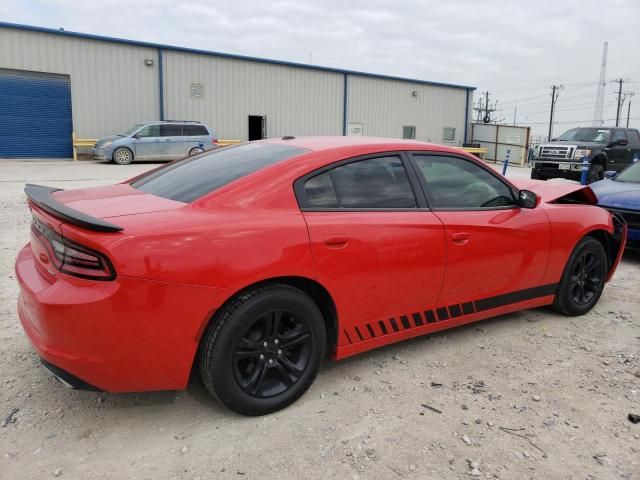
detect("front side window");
top-left (161, 124), bottom-right (184, 137)
top-left (413, 155), bottom-right (515, 209)
top-left (136, 124), bottom-right (160, 138)
top-left (611, 130), bottom-right (628, 143)
top-left (132, 143), bottom-right (308, 203)
top-left (626, 130), bottom-right (640, 144)
top-left (303, 156), bottom-right (416, 209)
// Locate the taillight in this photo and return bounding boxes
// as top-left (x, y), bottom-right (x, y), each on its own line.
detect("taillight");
top-left (31, 218), bottom-right (116, 281)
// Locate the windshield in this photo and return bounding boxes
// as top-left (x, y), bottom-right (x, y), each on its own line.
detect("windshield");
top-left (120, 124), bottom-right (144, 136)
top-left (131, 142), bottom-right (309, 202)
top-left (556, 128), bottom-right (611, 142)
top-left (615, 162), bottom-right (640, 183)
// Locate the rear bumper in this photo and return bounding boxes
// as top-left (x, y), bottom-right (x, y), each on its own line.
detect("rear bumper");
top-left (16, 243), bottom-right (226, 392)
top-left (41, 358), bottom-right (100, 391)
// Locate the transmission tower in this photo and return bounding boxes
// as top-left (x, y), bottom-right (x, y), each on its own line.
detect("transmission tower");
top-left (593, 41), bottom-right (608, 126)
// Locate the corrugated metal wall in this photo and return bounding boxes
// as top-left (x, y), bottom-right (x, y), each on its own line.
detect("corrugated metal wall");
top-left (0, 28), bottom-right (159, 138)
top-left (347, 75), bottom-right (468, 145)
top-left (0, 25), bottom-right (472, 146)
top-left (162, 51), bottom-right (344, 139)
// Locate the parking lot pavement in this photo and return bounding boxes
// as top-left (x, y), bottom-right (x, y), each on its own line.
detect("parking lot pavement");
top-left (1, 160), bottom-right (638, 479)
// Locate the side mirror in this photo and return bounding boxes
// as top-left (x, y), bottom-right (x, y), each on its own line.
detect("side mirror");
top-left (518, 190), bottom-right (538, 209)
top-left (132, 133), bottom-right (140, 139)
top-left (604, 170), bottom-right (617, 179)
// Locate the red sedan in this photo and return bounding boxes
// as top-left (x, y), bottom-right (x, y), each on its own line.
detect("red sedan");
top-left (16, 137), bottom-right (626, 415)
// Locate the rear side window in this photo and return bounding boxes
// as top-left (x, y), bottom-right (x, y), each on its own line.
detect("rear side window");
top-left (185, 125), bottom-right (209, 136)
top-left (303, 156), bottom-right (416, 209)
top-left (161, 124), bottom-right (184, 137)
top-left (132, 143), bottom-right (308, 202)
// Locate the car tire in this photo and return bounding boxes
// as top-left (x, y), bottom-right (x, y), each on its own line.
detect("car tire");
top-left (530, 170), bottom-right (546, 180)
top-left (189, 147), bottom-right (204, 156)
top-left (199, 284), bottom-right (326, 416)
top-left (113, 147), bottom-right (134, 165)
top-left (552, 236), bottom-right (607, 316)
top-left (587, 164), bottom-right (604, 184)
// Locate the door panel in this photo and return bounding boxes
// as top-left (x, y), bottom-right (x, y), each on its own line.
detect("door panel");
top-left (433, 208), bottom-right (550, 309)
top-left (303, 212), bottom-right (446, 346)
top-left (133, 124), bottom-right (162, 160)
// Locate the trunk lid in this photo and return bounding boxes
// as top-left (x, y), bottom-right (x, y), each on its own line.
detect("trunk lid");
top-left (51, 184), bottom-right (185, 219)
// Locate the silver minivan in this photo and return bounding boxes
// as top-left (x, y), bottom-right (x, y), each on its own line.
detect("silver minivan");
top-left (93, 121), bottom-right (218, 164)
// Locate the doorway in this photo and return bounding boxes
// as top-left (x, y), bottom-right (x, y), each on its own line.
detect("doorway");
top-left (248, 115), bottom-right (266, 140)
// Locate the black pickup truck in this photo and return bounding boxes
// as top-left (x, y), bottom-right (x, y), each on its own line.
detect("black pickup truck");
top-left (531, 127), bottom-right (640, 183)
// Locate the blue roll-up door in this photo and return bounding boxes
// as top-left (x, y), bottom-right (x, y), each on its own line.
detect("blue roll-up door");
top-left (0, 69), bottom-right (72, 158)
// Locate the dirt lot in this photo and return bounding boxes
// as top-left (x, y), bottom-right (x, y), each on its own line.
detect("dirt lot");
top-left (1, 160), bottom-right (639, 480)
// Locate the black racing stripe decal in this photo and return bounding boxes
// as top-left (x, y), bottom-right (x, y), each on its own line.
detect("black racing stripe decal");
top-left (462, 302), bottom-right (475, 315)
top-left (344, 329), bottom-right (353, 344)
top-left (378, 320), bottom-right (388, 335)
top-left (389, 318), bottom-right (400, 332)
top-left (474, 284), bottom-right (557, 312)
top-left (345, 284), bottom-right (558, 345)
top-left (366, 323), bottom-right (375, 338)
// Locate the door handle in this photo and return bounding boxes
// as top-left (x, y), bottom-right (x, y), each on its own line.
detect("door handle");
top-left (451, 232), bottom-right (470, 244)
top-left (323, 235), bottom-right (349, 249)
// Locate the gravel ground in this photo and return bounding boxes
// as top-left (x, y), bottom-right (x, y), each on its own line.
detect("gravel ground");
top-left (0, 160), bottom-right (639, 480)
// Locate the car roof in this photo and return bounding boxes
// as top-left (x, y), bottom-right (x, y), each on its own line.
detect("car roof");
top-left (260, 136), bottom-right (466, 154)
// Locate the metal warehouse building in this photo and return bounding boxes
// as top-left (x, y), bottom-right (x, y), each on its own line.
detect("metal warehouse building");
top-left (0, 22), bottom-right (475, 159)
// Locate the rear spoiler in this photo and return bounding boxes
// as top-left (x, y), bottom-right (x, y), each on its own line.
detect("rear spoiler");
top-left (24, 184), bottom-right (123, 233)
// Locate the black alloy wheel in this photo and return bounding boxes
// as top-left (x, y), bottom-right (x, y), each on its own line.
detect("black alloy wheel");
top-left (569, 250), bottom-right (604, 306)
top-left (199, 284), bottom-right (326, 415)
top-left (553, 236), bottom-right (607, 316)
top-left (233, 309), bottom-right (312, 398)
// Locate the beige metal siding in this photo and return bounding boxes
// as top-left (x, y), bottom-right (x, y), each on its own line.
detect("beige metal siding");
top-left (162, 51), bottom-right (344, 139)
top-left (347, 75), bottom-right (468, 146)
top-left (0, 28), bottom-right (159, 138)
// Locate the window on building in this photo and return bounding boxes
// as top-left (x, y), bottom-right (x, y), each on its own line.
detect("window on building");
top-left (443, 127), bottom-right (456, 143)
top-left (190, 83), bottom-right (204, 98)
top-left (412, 155), bottom-right (515, 209)
top-left (402, 126), bottom-right (416, 139)
top-left (304, 156), bottom-right (416, 209)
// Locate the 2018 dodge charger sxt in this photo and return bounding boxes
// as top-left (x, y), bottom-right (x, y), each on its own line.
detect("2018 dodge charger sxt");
top-left (16, 137), bottom-right (626, 415)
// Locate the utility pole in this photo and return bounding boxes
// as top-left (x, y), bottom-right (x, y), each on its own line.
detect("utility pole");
top-left (513, 105), bottom-right (517, 125)
top-left (484, 91), bottom-right (490, 122)
top-left (627, 100), bottom-right (632, 128)
top-left (548, 85), bottom-right (563, 141)
top-left (593, 41), bottom-right (608, 126)
top-left (615, 78), bottom-right (623, 126)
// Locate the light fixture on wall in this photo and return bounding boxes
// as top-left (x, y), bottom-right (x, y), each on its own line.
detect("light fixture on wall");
top-left (144, 59), bottom-right (154, 66)
top-left (412, 91), bottom-right (418, 97)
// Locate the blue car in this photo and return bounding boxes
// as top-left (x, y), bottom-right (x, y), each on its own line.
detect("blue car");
top-left (93, 121), bottom-right (218, 165)
top-left (590, 162), bottom-right (640, 249)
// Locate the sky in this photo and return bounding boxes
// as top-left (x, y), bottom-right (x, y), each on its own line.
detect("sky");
top-left (2, 0), bottom-right (640, 137)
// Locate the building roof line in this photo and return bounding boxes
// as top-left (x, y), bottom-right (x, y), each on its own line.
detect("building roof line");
top-left (0, 21), bottom-right (476, 91)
